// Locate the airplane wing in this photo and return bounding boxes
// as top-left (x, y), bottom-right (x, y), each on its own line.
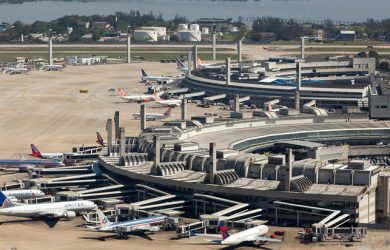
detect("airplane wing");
top-left (38, 208), bottom-right (67, 218)
top-left (255, 236), bottom-right (282, 242)
top-left (194, 233), bottom-right (222, 238)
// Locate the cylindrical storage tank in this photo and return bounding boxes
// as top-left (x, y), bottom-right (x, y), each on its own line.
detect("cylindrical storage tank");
top-left (178, 23), bottom-right (188, 31)
top-left (133, 30), bottom-right (158, 42)
top-left (190, 24), bottom-right (200, 31)
top-left (201, 27), bottom-right (209, 35)
top-left (177, 31), bottom-right (202, 42)
top-left (140, 27), bottom-right (166, 37)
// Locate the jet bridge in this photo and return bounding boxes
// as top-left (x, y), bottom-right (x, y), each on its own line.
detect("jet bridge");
top-left (203, 94), bottom-right (227, 103)
top-left (116, 184), bottom-right (186, 219)
top-left (180, 91), bottom-right (206, 99)
top-left (194, 194), bottom-right (264, 230)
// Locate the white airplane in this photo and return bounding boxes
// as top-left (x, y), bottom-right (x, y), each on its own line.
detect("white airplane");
top-left (117, 88), bottom-right (157, 103)
top-left (87, 209), bottom-right (167, 233)
top-left (30, 144), bottom-right (63, 161)
top-left (2, 189), bottom-right (45, 201)
top-left (132, 107), bottom-right (173, 121)
top-left (153, 94), bottom-right (181, 107)
top-left (197, 225), bottom-right (281, 246)
top-left (41, 64), bottom-right (64, 71)
top-left (3, 63), bottom-right (30, 74)
top-left (141, 69), bottom-right (175, 84)
top-left (0, 191), bottom-right (97, 219)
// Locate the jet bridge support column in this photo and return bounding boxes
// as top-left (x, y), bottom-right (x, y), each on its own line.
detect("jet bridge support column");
top-left (187, 51), bottom-right (192, 77)
top-left (233, 94), bottom-right (240, 112)
top-left (140, 104), bottom-right (146, 131)
top-left (114, 111), bottom-right (120, 144)
top-left (209, 142), bottom-right (217, 184)
top-left (119, 127), bottom-right (125, 158)
top-left (106, 119), bottom-right (113, 156)
top-left (151, 135), bottom-right (160, 175)
top-left (225, 57), bottom-right (231, 87)
top-left (295, 61), bottom-right (301, 111)
top-left (193, 45), bottom-right (198, 69)
top-left (181, 98), bottom-right (188, 120)
top-left (48, 29), bottom-right (53, 66)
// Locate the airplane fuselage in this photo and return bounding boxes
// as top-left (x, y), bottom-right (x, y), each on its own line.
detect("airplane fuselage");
top-left (0, 200), bottom-right (96, 218)
top-left (221, 225), bottom-right (269, 245)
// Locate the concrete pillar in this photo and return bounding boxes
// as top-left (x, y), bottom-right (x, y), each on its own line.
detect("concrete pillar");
top-left (209, 142), bottom-right (216, 184)
top-left (48, 38), bottom-right (53, 66)
top-left (119, 127), bottom-right (125, 157)
top-left (181, 98), bottom-right (187, 120)
top-left (106, 119), bottom-right (113, 156)
top-left (237, 40), bottom-right (242, 62)
top-left (114, 111), bottom-right (120, 144)
top-left (233, 94), bottom-right (240, 112)
top-left (295, 91), bottom-right (300, 111)
top-left (140, 104), bottom-right (146, 131)
top-left (296, 61), bottom-right (302, 90)
top-left (295, 61), bottom-right (301, 110)
top-left (300, 37), bottom-right (305, 61)
top-left (284, 148), bottom-right (293, 191)
top-left (127, 34), bottom-right (131, 64)
top-left (187, 51), bottom-right (192, 77)
top-left (212, 33), bottom-right (216, 61)
top-left (225, 57), bottom-right (231, 87)
top-left (152, 135), bottom-right (160, 175)
top-left (193, 45), bottom-right (198, 69)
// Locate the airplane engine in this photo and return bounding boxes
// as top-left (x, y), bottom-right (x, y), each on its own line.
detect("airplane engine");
top-left (63, 211), bottom-right (77, 219)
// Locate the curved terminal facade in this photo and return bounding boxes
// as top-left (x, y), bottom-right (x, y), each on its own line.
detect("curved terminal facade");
top-left (183, 57), bottom-right (376, 108)
top-left (99, 111), bottom-right (390, 226)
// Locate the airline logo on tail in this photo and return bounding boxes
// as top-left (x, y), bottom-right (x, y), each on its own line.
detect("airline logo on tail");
top-left (118, 88), bottom-right (128, 97)
top-left (96, 132), bottom-right (104, 146)
top-left (220, 225), bottom-right (229, 240)
top-left (0, 191), bottom-right (15, 208)
top-left (176, 58), bottom-right (185, 69)
top-left (97, 209), bottom-right (112, 227)
top-left (30, 144), bottom-right (43, 158)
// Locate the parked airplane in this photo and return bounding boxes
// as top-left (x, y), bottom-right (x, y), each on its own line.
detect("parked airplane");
top-left (141, 69), bottom-right (175, 84)
top-left (132, 107), bottom-right (173, 121)
top-left (89, 209), bottom-right (167, 234)
top-left (0, 158), bottom-right (64, 171)
top-left (153, 93), bottom-right (181, 107)
top-left (41, 64), bottom-right (64, 71)
top-left (117, 88), bottom-right (157, 103)
top-left (0, 191), bottom-right (97, 219)
top-left (2, 189), bottom-right (45, 201)
top-left (197, 225), bottom-right (281, 246)
top-left (30, 144), bottom-right (63, 161)
top-left (3, 64), bottom-right (30, 74)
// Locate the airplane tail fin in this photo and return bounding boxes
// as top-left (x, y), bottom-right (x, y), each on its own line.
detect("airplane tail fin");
top-left (197, 57), bottom-right (203, 66)
top-left (219, 225), bottom-right (229, 240)
top-left (96, 132), bottom-right (104, 146)
top-left (96, 209), bottom-right (112, 227)
top-left (164, 106), bottom-right (173, 117)
top-left (176, 57), bottom-right (185, 69)
top-left (141, 69), bottom-right (148, 77)
top-left (118, 88), bottom-right (128, 97)
top-left (0, 191), bottom-right (15, 208)
top-left (30, 144), bottom-right (43, 158)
